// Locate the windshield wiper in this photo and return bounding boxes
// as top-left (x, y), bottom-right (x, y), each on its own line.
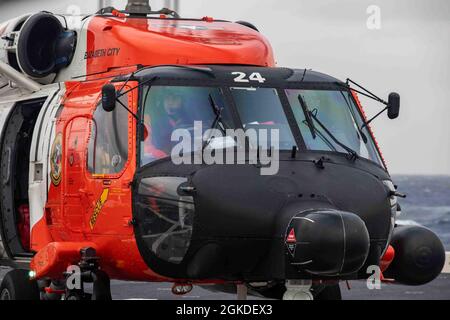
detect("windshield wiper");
top-left (202, 94), bottom-right (228, 151)
top-left (297, 92), bottom-right (358, 160)
top-left (309, 110), bottom-right (359, 161)
top-left (304, 123), bottom-right (338, 152)
top-left (299, 94), bottom-right (339, 152)
top-left (298, 94), bottom-right (316, 139)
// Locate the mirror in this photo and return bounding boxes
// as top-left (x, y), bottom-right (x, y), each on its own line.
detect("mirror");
top-left (102, 84), bottom-right (117, 112)
top-left (387, 92), bottom-right (400, 119)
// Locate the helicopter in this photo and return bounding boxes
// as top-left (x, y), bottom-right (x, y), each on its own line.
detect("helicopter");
top-left (0, 0), bottom-right (445, 300)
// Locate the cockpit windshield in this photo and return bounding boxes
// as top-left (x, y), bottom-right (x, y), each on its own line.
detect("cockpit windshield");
top-left (139, 81), bottom-right (383, 167)
top-left (285, 89), bottom-right (383, 165)
top-left (230, 87), bottom-right (297, 151)
top-left (140, 85), bottom-right (234, 166)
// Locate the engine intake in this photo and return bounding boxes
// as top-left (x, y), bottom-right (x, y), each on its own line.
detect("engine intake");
top-left (1, 12), bottom-right (76, 81)
top-left (16, 12), bottom-right (76, 78)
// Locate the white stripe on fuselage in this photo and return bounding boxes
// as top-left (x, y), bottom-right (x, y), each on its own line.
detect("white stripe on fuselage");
top-left (29, 84), bottom-right (66, 231)
top-left (55, 15), bottom-right (91, 82)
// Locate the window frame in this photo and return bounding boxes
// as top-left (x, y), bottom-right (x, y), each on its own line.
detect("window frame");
top-left (284, 87), bottom-right (384, 166)
top-left (134, 78), bottom-right (387, 171)
top-left (229, 86), bottom-right (299, 151)
top-left (86, 87), bottom-right (135, 179)
top-left (137, 84), bottom-right (238, 167)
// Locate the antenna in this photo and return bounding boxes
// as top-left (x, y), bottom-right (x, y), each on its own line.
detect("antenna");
top-left (97, 1), bottom-right (180, 17)
top-left (98, 0), bottom-right (113, 11)
top-left (98, 1), bottom-right (180, 16)
top-left (164, 0), bottom-right (179, 12)
top-left (125, 0), bottom-right (152, 14)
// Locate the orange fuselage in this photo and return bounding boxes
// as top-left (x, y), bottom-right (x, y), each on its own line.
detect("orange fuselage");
top-left (30, 15), bottom-right (275, 281)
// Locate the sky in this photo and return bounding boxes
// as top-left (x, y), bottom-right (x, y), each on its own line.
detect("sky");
top-left (0, 0), bottom-right (449, 175)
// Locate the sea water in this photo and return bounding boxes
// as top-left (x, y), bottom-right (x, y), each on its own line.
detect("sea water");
top-left (394, 175), bottom-right (450, 249)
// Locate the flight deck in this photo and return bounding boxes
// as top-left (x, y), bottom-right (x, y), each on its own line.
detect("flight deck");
top-left (2, 255), bottom-right (449, 300)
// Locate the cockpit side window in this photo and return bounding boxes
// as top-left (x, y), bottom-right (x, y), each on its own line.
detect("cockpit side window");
top-left (140, 86), bottom-right (233, 166)
top-left (285, 89), bottom-right (383, 165)
top-left (87, 94), bottom-right (130, 175)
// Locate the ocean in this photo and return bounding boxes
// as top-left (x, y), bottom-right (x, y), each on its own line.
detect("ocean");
top-left (394, 175), bottom-right (450, 250)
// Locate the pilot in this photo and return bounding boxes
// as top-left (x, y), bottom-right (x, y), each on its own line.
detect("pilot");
top-left (142, 113), bottom-right (167, 164)
top-left (94, 134), bottom-right (120, 174)
top-left (90, 117), bottom-right (124, 175)
top-left (163, 92), bottom-right (187, 128)
top-left (142, 89), bottom-right (192, 165)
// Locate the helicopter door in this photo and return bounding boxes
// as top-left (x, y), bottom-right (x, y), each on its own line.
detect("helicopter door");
top-left (84, 91), bottom-right (136, 235)
top-left (62, 117), bottom-right (92, 236)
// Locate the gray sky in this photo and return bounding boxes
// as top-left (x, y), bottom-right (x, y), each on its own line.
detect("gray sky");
top-left (1, 0), bottom-right (449, 175)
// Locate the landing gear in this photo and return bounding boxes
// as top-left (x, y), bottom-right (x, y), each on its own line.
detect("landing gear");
top-left (236, 284), bottom-right (248, 300)
top-left (311, 283), bottom-right (342, 300)
top-left (282, 280), bottom-right (314, 300)
top-left (91, 270), bottom-right (112, 300)
top-left (38, 247), bottom-right (112, 300)
top-left (1, 248), bottom-right (112, 300)
top-left (248, 282), bottom-right (286, 299)
top-left (0, 269), bottom-right (40, 300)
top-left (65, 290), bottom-right (90, 301)
top-left (63, 248), bottom-right (112, 300)
top-left (63, 270), bottom-right (112, 300)
top-left (252, 281), bottom-right (343, 300)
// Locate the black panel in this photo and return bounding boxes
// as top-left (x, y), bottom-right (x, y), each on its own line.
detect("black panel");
top-left (132, 152), bottom-right (392, 281)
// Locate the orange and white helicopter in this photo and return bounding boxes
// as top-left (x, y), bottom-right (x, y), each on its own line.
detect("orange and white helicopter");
top-left (0, 0), bottom-right (445, 300)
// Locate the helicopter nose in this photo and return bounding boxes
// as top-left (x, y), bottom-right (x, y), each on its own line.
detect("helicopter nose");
top-left (133, 160), bottom-right (390, 280)
top-left (182, 164), bottom-right (383, 280)
top-left (284, 209), bottom-right (370, 275)
top-left (184, 206), bottom-right (371, 279)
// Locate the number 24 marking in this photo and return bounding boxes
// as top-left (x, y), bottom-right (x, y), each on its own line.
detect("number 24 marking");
top-left (232, 72), bottom-right (266, 83)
